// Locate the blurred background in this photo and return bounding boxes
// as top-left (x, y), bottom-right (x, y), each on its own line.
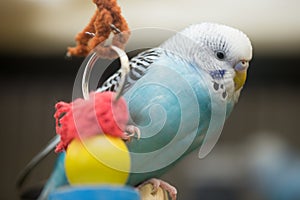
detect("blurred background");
top-left (1, 0), bottom-right (300, 199)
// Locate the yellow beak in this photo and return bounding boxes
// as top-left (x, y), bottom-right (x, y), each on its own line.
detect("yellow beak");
top-left (234, 70), bottom-right (247, 91)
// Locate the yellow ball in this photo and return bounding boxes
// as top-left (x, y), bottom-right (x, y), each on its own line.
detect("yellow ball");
top-left (65, 135), bottom-right (130, 185)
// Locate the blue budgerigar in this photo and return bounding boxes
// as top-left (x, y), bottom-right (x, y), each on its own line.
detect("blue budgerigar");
top-left (19, 22), bottom-right (252, 200)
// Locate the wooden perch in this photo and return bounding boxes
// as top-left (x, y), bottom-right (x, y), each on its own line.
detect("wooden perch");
top-left (139, 183), bottom-right (169, 200)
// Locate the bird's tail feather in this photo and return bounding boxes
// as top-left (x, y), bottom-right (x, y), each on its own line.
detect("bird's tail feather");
top-left (37, 153), bottom-right (68, 200)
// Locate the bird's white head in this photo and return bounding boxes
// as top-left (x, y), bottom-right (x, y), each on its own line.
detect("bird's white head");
top-left (161, 22), bottom-right (253, 95)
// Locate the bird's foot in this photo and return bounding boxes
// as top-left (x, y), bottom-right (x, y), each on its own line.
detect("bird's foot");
top-left (138, 178), bottom-right (177, 200)
top-left (122, 125), bottom-right (141, 141)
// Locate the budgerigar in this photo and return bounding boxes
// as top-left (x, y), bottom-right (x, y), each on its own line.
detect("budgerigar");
top-left (21, 22), bottom-right (253, 200)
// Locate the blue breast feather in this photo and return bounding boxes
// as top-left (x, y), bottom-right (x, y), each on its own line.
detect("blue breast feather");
top-left (123, 54), bottom-right (234, 185)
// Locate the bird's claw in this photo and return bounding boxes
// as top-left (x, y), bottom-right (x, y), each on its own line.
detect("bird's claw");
top-left (122, 125), bottom-right (141, 141)
top-left (138, 178), bottom-right (177, 200)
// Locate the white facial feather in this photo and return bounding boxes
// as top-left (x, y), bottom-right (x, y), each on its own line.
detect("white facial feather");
top-left (160, 22), bottom-right (253, 101)
top-left (161, 22), bottom-right (252, 68)
top-left (182, 23), bottom-right (252, 61)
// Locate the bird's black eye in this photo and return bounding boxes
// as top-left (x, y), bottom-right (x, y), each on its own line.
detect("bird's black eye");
top-left (216, 51), bottom-right (225, 60)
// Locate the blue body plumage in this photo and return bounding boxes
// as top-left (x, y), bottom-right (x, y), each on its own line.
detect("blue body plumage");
top-left (124, 50), bottom-right (235, 185)
top-left (29, 22), bottom-right (252, 200)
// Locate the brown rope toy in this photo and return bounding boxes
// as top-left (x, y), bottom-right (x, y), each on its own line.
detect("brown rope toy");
top-left (67, 0), bottom-right (130, 59)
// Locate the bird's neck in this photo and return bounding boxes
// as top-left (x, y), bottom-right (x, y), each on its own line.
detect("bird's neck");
top-left (159, 33), bottom-right (197, 63)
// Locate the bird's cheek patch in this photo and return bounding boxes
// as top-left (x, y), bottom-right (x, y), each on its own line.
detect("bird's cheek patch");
top-left (209, 69), bottom-right (226, 80)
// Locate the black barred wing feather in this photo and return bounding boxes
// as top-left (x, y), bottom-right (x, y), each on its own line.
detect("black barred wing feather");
top-left (97, 70), bottom-right (122, 92)
top-left (97, 48), bottom-right (162, 93)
